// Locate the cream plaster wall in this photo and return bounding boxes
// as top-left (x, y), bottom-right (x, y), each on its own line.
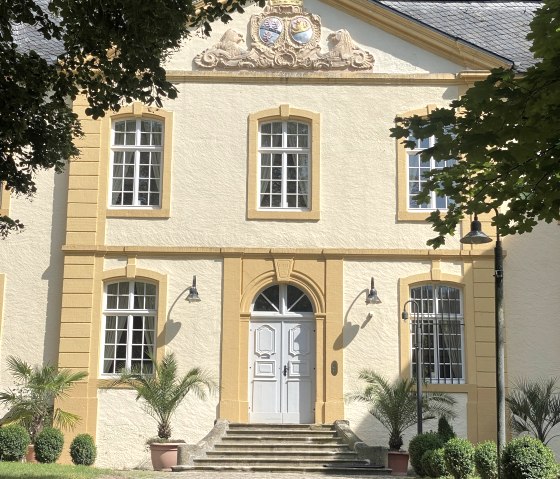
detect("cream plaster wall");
top-left (105, 82), bottom-right (461, 250)
top-left (96, 258), bottom-right (222, 468)
top-left (166, 0), bottom-right (463, 74)
top-left (342, 260), bottom-right (468, 447)
top-left (0, 169), bottom-right (66, 387)
top-left (504, 223), bottom-right (560, 459)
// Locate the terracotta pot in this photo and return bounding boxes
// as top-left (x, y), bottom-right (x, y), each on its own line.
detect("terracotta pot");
top-left (149, 442), bottom-right (181, 471)
top-left (387, 450), bottom-right (409, 476)
top-left (25, 444), bottom-right (37, 463)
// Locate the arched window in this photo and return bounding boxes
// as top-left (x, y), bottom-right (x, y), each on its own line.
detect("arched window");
top-left (409, 284), bottom-right (464, 384)
top-left (102, 280), bottom-right (157, 375)
top-left (252, 284), bottom-right (314, 315)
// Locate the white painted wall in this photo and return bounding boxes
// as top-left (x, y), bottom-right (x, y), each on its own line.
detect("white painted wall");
top-left (105, 81), bottom-right (462, 250)
top-left (0, 169), bottom-right (66, 389)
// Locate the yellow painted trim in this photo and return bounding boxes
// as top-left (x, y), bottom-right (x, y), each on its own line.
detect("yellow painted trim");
top-left (247, 105), bottom-right (320, 221)
top-left (165, 71), bottom-right (491, 85)
top-left (219, 255), bottom-right (344, 424)
top-left (62, 245), bottom-right (496, 259)
top-left (0, 184), bottom-right (10, 217)
top-left (101, 103), bottom-right (173, 219)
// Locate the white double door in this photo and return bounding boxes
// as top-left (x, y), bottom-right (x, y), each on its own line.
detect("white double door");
top-left (249, 319), bottom-right (316, 424)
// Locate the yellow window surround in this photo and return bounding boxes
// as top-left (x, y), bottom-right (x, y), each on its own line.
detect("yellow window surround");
top-left (0, 183), bottom-right (10, 217)
top-left (247, 105), bottom-right (320, 221)
top-left (101, 102), bottom-right (173, 218)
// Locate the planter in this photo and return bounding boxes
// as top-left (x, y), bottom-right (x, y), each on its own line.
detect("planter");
top-left (388, 450), bottom-right (409, 476)
top-left (149, 442), bottom-right (181, 471)
top-left (25, 444), bottom-right (37, 463)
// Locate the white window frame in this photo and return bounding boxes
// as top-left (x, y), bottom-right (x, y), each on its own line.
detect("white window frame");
top-left (258, 120), bottom-right (311, 211)
top-left (406, 135), bottom-right (455, 211)
top-left (101, 280), bottom-right (157, 377)
top-left (252, 284), bottom-right (314, 319)
top-left (110, 118), bottom-right (164, 209)
top-left (409, 284), bottom-right (465, 384)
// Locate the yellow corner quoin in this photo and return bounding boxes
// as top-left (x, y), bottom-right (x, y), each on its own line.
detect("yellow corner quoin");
top-left (0, 183), bottom-right (10, 217)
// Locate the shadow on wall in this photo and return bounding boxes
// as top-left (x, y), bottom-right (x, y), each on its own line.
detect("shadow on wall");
top-left (162, 287), bottom-right (190, 344)
top-left (333, 288), bottom-right (372, 351)
top-left (42, 170), bottom-right (69, 365)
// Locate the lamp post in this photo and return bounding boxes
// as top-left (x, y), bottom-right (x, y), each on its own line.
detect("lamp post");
top-left (460, 214), bottom-right (505, 477)
top-left (402, 299), bottom-right (423, 435)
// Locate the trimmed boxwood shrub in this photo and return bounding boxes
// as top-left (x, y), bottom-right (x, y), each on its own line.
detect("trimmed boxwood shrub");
top-left (409, 432), bottom-right (444, 477)
top-left (34, 427), bottom-right (64, 463)
top-left (70, 433), bottom-right (97, 466)
top-left (475, 441), bottom-right (498, 479)
top-left (422, 447), bottom-right (448, 478)
top-left (444, 437), bottom-right (475, 479)
top-left (0, 425), bottom-right (31, 461)
top-left (502, 436), bottom-right (557, 479)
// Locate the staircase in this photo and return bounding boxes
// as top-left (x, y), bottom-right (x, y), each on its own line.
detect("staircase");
top-left (173, 423), bottom-right (391, 474)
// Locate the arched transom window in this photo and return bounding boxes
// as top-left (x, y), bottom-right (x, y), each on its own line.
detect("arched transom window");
top-left (252, 284), bottom-right (313, 315)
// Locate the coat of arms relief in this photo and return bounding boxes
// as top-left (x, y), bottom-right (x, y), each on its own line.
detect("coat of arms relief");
top-left (194, 0), bottom-right (374, 70)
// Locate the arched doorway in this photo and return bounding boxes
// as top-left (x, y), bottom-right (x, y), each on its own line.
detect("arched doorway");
top-left (248, 284), bottom-right (316, 423)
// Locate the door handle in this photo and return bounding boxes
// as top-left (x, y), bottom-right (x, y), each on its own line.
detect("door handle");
top-left (283, 365), bottom-right (288, 377)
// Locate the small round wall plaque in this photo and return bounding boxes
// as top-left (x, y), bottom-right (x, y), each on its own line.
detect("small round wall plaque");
top-left (290, 16), bottom-right (313, 45)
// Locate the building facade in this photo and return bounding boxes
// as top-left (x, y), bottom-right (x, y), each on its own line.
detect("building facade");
top-left (2, 0), bottom-right (558, 468)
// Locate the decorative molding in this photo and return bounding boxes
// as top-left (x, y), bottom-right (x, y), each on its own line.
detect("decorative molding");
top-left (194, 1), bottom-right (374, 71)
top-left (274, 258), bottom-right (294, 281)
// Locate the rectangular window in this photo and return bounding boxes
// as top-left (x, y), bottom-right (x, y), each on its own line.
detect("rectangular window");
top-left (407, 135), bottom-right (455, 210)
top-left (409, 284), bottom-right (465, 384)
top-left (102, 281), bottom-right (157, 376)
top-left (258, 121), bottom-right (310, 210)
top-left (110, 119), bottom-right (163, 208)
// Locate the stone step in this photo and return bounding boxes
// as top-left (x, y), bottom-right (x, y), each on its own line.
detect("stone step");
top-left (214, 443), bottom-right (351, 452)
top-left (194, 457), bottom-right (367, 466)
top-left (226, 429), bottom-right (337, 436)
top-left (228, 423), bottom-right (334, 430)
top-left (221, 434), bottom-right (343, 442)
top-left (173, 464), bottom-right (392, 475)
top-left (207, 451), bottom-right (358, 459)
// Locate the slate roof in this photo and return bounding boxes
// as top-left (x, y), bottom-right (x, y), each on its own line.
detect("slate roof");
top-left (11, 0), bottom-right (540, 71)
top-left (377, 1), bottom-right (541, 70)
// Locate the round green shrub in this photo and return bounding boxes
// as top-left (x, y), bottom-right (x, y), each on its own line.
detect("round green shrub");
top-left (437, 416), bottom-right (456, 443)
top-left (444, 437), bottom-right (475, 479)
top-left (422, 447), bottom-right (448, 478)
top-left (34, 427), bottom-right (64, 464)
top-left (475, 441), bottom-right (498, 479)
top-left (409, 432), bottom-right (444, 477)
top-left (70, 433), bottom-right (97, 466)
top-left (0, 425), bottom-right (31, 461)
top-left (502, 436), bottom-right (557, 479)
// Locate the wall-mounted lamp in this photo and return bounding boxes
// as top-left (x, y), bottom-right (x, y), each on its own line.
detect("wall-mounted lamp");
top-left (365, 277), bottom-right (381, 305)
top-left (186, 275), bottom-right (201, 302)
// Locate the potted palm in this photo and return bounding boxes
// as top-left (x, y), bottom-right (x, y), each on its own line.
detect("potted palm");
top-left (0, 356), bottom-right (88, 462)
top-left (348, 370), bottom-right (456, 476)
top-left (113, 352), bottom-right (215, 471)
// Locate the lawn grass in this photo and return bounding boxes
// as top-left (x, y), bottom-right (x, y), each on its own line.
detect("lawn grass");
top-left (0, 462), bottom-right (155, 479)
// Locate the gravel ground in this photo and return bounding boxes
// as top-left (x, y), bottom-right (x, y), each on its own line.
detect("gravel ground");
top-left (101, 472), bottom-right (400, 479)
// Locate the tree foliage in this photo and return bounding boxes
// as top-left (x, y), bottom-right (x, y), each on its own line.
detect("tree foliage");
top-left (0, 356), bottom-right (88, 442)
top-left (348, 370), bottom-right (456, 450)
top-left (506, 377), bottom-right (560, 445)
top-left (1, 0), bottom-right (264, 236)
top-left (391, 0), bottom-right (560, 248)
top-left (113, 352), bottom-right (215, 440)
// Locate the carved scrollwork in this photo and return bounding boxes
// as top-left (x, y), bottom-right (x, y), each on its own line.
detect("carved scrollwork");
top-left (193, 1), bottom-right (374, 71)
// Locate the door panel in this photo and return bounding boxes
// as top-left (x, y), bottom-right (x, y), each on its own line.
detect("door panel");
top-left (249, 319), bottom-right (315, 424)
